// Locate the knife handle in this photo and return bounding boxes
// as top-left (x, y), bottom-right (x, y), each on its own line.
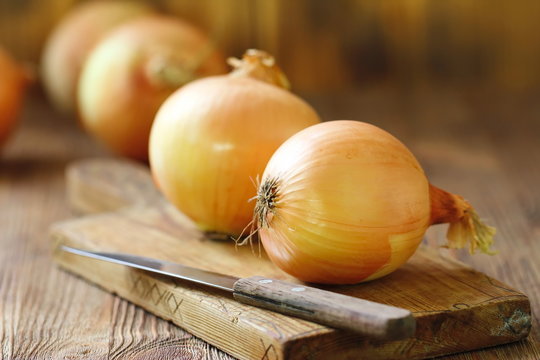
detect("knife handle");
top-left (232, 276), bottom-right (415, 340)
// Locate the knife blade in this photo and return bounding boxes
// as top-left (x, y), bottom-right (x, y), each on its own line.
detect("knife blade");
top-left (60, 245), bottom-right (415, 340)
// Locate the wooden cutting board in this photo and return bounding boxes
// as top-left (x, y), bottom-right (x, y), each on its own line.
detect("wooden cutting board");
top-left (50, 158), bottom-right (532, 360)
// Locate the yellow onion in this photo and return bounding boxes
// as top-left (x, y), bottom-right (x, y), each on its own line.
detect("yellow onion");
top-left (78, 14), bottom-right (228, 161)
top-left (41, 0), bottom-right (153, 113)
top-left (0, 48), bottom-right (29, 149)
top-left (254, 120), bottom-right (495, 284)
top-left (150, 50), bottom-right (321, 237)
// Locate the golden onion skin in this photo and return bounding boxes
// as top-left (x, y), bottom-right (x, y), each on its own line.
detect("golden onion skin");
top-left (41, 0), bottom-right (153, 113)
top-left (78, 15), bottom-right (228, 161)
top-left (257, 120), bottom-right (431, 284)
top-left (149, 76), bottom-right (320, 236)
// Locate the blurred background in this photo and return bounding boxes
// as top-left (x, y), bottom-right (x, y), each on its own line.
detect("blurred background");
top-left (1, 2), bottom-right (539, 356)
top-left (1, 0), bottom-right (540, 94)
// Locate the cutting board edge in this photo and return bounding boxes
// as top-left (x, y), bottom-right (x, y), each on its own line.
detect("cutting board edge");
top-left (50, 225), bottom-right (533, 360)
top-left (52, 245), bottom-right (309, 360)
top-left (53, 254), bottom-right (531, 360)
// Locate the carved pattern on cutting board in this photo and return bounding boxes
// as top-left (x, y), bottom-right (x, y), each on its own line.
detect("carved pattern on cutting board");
top-left (129, 272), bottom-right (184, 319)
top-left (259, 339), bottom-right (278, 360)
top-left (125, 268), bottom-right (314, 345)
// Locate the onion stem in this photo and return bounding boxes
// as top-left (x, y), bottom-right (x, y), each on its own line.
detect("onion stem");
top-left (227, 49), bottom-right (291, 90)
top-left (146, 56), bottom-right (196, 88)
top-left (146, 42), bottom-right (219, 88)
top-left (430, 184), bottom-right (496, 254)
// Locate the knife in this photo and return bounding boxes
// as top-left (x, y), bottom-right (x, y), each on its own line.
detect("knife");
top-left (59, 245), bottom-right (415, 340)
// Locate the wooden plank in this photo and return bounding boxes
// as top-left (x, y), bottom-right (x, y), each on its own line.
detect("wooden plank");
top-left (50, 158), bottom-right (532, 360)
top-left (0, 96), bottom-right (234, 360)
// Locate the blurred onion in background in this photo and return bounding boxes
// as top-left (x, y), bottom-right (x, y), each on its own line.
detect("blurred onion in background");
top-left (1, 0), bottom-right (539, 93)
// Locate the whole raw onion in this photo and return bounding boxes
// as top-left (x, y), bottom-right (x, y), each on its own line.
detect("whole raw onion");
top-left (254, 120), bottom-right (496, 284)
top-left (41, 0), bottom-right (153, 113)
top-left (0, 48), bottom-right (29, 149)
top-left (149, 50), bottom-right (321, 237)
top-left (78, 15), bottom-right (228, 161)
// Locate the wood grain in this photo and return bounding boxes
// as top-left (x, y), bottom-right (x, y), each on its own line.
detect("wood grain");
top-left (66, 158), bottom-right (163, 215)
top-left (50, 158), bottom-right (531, 359)
top-left (1, 91), bottom-right (539, 359)
top-left (0, 95), bottom-right (233, 360)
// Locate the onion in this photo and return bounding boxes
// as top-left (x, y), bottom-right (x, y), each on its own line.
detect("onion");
top-left (78, 15), bottom-right (228, 161)
top-left (149, 50), bottom-right (321, 237)
top-left (0, 48), bottom-right (29, 149)
top-left (41, 0), bottom-right (153, 113)
top-left (254, 120), bottom-right (496, 284)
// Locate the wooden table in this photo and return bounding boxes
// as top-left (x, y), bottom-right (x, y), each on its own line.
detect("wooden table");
top-left (1, 88), bottom-right (538, 359)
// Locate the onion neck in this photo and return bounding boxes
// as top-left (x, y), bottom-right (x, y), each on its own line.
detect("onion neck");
top-left (145, 56), bottom-right (196, 89)
top-left (145, 42), bottom-right (222, 89)
top-left (429, 184), bottom-right (496, 255)
top-left (227, 49), bottom-right (291, 90)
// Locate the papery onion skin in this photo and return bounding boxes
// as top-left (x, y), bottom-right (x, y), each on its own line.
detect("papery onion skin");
top-left (78, 15), bottom-right (228, 161)
top-left (255, 120), bottom-right (495, 284)
top-left (41, 0), bottom-right (153, 114)
top-left (150, 51), bottom-right (321, 237)
top-left (0, 48), bottom-right (28, 149)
